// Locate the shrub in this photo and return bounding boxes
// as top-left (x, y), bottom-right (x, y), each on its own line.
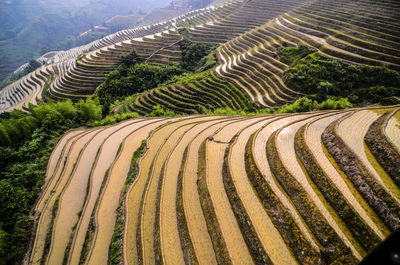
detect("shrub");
top-left (283, 52), bottom-right (400, 104)
top-left (149, 105), bottom-right (176, 117)
top-left (277, 44), bottom-right (315, 65)
top-left (77, 97), bottom-right (102, 122)
top-left (97, 63), bottom-right (184, 114)
top-left (179, 39), bottom-right (218, 72)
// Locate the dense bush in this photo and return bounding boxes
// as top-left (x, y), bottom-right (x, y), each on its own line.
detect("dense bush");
top-left (0, 128), bottom-right (58, 264)
top-left (278, 44), bottom-right (315, 65)
top-left (179, 39), bottom-right (218, 72)
top-left (0, 96), bottom-right (106, 264)
top-left (275, 97), bottom-right (352, 113)
top-left (97, 63), bottom-right (184, 114)
top-left (282, 49), bottom-right (400, 103)
top-left (149, 104), bottom-right (177, 117)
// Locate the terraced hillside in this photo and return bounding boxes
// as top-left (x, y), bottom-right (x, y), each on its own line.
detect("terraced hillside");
top-left (27, 106), bottom-right (400, 265)
top-left (0, 0), bottom-right (242, 112)
top-left (122, 0), bottom-right (400, 113)
top-left (1, 0), bottom-right (399, 114)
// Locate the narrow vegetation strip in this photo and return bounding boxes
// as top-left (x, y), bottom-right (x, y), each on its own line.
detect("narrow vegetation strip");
top-left (295, 123), bottom-right (381, 252)
top-left (246, 132), bottom-right (321, 264)
top-left (267, 129), bottom-right (357, 264)
top-left (176, 147), bottom-right (199, 265)
top-left (223, 136), bottom-right (272, 265)
top-left (365, 111), bottom-right (400, 186)
top-left (322, 114), bottom-right (400, 231)
top-left (197, 140), bottom-right (232, 265)
top-left (108, 140), bottom-right (146, 265)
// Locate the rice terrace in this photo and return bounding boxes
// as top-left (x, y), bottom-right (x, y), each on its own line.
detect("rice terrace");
top-left (0, 0), bottom-right (399, 264)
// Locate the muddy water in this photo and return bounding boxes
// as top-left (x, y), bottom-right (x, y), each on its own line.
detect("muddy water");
top-left (124, 117), bottom-right (194, 265)
top-left (276, 114), bottom-right (362, 259)
top-left (31, 129), bottom-right (99, 265)
top-left (67, 119), bottom-right (151, 265)
top-left (182, 119), bottom-right (237, 265)
top-left (160, 117), bottom-right (224, 265)
top-left (229, 118), bottom-right (298, 265)
top-left (86, 119), bottom-right (167, 265)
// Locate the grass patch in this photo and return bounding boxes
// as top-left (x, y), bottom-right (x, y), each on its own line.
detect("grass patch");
top-left (79, 167), bottom-right (111, 264)
top-left (40, 195), bottom-right (60, 265)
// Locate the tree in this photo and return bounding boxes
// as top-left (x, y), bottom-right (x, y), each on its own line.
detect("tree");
top-left (78, 97), bottom-right (102, 122)
top-left (0, 180), bottom-right (29, 228)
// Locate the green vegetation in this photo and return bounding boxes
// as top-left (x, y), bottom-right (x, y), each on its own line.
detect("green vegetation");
top-left (98, 39), bottom-right (218, 115)
top-left (149, 104), bottom-right (177, 117)
top-left (277, 44), bottom-right (315, 65)
top-left (274, 97), bottom-right (352, 113)
top-left (198, 97), bottom-right (352, 116)
top-left (0, 98), bottom-right (102, 147)
top-left (97, 51), bottom-right (184, 114)
top-left (280, 47), bottom-right (400, 104)
top-left (179, 39), bottom-right (218, 72)
top-left (0, 97), bottom-right (104, 264)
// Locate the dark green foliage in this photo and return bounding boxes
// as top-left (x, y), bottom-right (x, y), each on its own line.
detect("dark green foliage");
top-left (351, 86), bottom-right (400, 104)
top-left (77, 97), bottom-right (102, 122)
top-left (277, 44), bottom-right (314, 65)
top-left (0, 96), bottom-right (105, 264)
top-left (282, 50), bottom-right (400, 103)
top-left (275, 97), bottom-right (352, 113)
top-left (0, 98), bottom-right (103, 147)
top-left (179, 39), bottom-right (218, 72)
top-left (119, 50), bottom-right (145, 68)
top-left (97, 63), bottom-right (184, 114)
top-left (149, 104), bottom-right (177, 117)
top-left (0, 128), bottom-right (54, 265)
